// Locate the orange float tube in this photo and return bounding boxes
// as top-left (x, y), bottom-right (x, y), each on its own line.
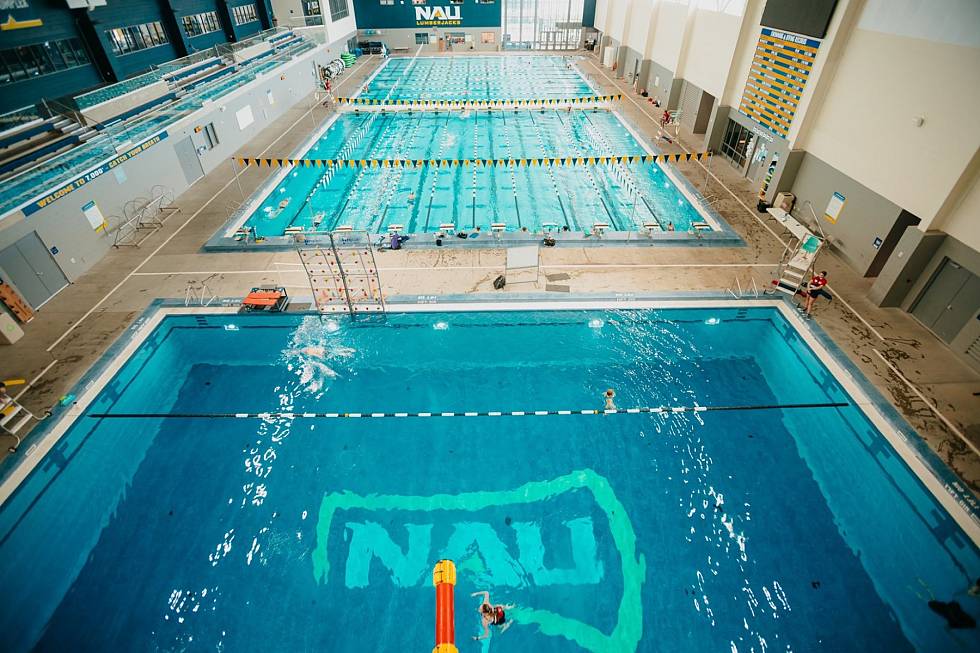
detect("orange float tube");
top-left (432, 559), bottom-right (457, 653)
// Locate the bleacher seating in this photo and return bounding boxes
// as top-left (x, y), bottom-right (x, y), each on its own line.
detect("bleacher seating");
top-left (0, 29), bottom-right (321, 216)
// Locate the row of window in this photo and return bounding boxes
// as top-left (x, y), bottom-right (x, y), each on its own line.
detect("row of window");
top-left (2, 5), bottom-right (268, 84)
top-left (106, 21), bottom-right (169, 56)
top-left (415, 32), bottom-right (495, 44)
top-left (182, 11), bottom-right (222, 38)
top-left (107, 6), bottom-right (262, 58)
top-left (0, 38), bottom-right (91, 86)
top-left (232, 3), bottom-right (259, 26)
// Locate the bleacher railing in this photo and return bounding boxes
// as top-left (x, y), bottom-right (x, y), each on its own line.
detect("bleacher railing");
top-left (0, 32), bottom-right (316, 217)
top-left (0, 105), bottom-right (48, 132)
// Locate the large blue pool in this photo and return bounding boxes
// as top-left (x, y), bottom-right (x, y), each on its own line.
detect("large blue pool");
top-left (0, 306), bottom-right (977, 651)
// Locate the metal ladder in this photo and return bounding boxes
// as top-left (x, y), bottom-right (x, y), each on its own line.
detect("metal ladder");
top-left (299, 230), bottom-right (386, 318)
top-left (1, 398), bottom-right (39, 452)
top-left (768, 233), bottom-right (825, 296)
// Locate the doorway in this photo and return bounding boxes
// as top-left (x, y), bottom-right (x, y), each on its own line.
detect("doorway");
top-left (0, 231), bottom-right (70, 309)
top-left (911, 258), bottom-right (980, 344)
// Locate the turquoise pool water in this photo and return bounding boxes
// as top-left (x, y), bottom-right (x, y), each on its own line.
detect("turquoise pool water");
top-left (362, 56), bottom-right (592, 101)
top-left (1, 307), bottom-right (977, 651)
top-left (239, 110), bottom-right (711, 236)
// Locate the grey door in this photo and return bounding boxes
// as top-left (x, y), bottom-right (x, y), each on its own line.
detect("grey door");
top-left (912, 258), bottom-right (979, 343)
top-left (174, 136), bottom-right (204, 185)
top-left (678, 81), bottom-right (701, 131)
top-left (0, 231), bottom-right (69, 309)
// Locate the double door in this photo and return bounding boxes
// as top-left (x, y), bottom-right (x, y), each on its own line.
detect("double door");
top-left (0, 231), bottom-right (69, 309)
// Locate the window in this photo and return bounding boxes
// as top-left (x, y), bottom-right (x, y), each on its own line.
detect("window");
top-left (415, 32), bottom-right (429, 45)
top-left (182, 11), bottom-right (221, 37)
top-left (503, 0), bottom-right (585, 50)
top-left (0, 39), bottom-right (91, 85)
top-left (380, 0), bottom-right (394, 4)
top-left (327, 0), bottom-right (349, 20)
top-left (476, 0), bottom-right (495, 3)
top-left (481, 31), bottom-right (495, 44)
top-left (304, 0), bottom-right (321, 15)
top-left (720, 119), bottom-right (753, 170)
top-left (231, 4), bottom-right (259, 26)
top-left (203, 122), bottom-right (219, 149)
top-left (412, 0), bottom-right (425, 5)
top-left (106, 22), bottom-right (169, 56)
top-left (450, 0), bottom-right (464, 4)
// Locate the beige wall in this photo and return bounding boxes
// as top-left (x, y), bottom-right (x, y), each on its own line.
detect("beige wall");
top-left (626, 0), bottom-right (655, 52)
top-left (649, 1), bottom-right (686, 70)
top-left (935, 162), bottom-right (980, 253)
top-left (678, 7), bottom-right (743, 98)
top-left (797, 0), bottom-right (980, 228)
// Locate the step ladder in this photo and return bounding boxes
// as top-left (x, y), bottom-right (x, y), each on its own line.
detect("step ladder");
top-left (1, 398), bottom-right (38, 452)
top-left (768, 230), bottom-right (825, 296)
top-left (299, 230), bottom-right (385, 318)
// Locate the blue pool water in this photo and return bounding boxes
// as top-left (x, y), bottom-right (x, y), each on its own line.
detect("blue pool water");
top-left (240, 110), bottom-right (712, 236)
top-left (1, 307), bottom-right (977, 652)
top-left (362, 56), bottom-right (592, 101)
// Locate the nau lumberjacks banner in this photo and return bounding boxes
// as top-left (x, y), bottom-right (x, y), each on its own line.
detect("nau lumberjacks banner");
top-left (415, 4), bottom-right (462, 26)
top-left (352, 0), bottom-right (500, 29)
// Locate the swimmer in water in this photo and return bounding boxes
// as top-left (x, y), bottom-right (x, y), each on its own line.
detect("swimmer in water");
top-left (408, 191), bottom-right (415, 204)
top-left (278, 197), bottom-right (291, 210)
top-left (471, 591), bottom-right (514, 640)
top-left (604, 389), bottom-right (616, 410)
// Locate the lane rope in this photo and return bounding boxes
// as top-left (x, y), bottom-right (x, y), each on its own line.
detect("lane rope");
top-left (88, 401), bottom-right (849, 420)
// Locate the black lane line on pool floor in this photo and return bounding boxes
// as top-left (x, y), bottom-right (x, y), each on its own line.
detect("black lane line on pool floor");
top-left (88, 402), bottom-right (850, 419)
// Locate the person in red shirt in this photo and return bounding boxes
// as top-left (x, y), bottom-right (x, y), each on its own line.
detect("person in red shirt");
top-left (472, 591), bottom-right (514, 640)
top-left (804, 270), bottom-right (829, 315)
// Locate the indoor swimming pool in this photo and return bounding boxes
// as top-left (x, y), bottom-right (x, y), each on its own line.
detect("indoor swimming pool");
top-left (0, 304), bottom-right (976, 652)
top-left (361, 56), bottom-right (593, 101)
top-left (225, 109), bottom-right (729, 244)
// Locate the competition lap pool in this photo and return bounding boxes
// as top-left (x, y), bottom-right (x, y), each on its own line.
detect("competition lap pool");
top-left (1, 302), bottom-right (977, 652)
top-left (360, 56), bottom-right (593, 101)
top-left (211, 55), bottom-right (735, 248)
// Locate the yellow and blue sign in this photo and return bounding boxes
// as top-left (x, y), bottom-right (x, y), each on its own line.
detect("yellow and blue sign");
top-left (236, 152), bottom-right (710, 169)
top-left (337, 94), bottom-right (623, 107)
top-left (23, 131), bottom-right (168, 216)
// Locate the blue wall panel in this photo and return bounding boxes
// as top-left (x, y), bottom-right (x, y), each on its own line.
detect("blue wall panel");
top-left (352, 0), bottom-right (501, 29)
top-left (582, 0), bottom-right (596, 27)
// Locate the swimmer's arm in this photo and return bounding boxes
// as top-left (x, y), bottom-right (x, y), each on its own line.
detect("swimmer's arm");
top-left (471, 591), bottom-right (490, 603)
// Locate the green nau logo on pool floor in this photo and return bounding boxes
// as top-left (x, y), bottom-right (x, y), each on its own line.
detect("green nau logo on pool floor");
top-left (312, 469), bottom-right (646, 652)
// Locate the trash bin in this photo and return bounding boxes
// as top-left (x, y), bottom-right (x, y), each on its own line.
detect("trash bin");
top-left (0, 310), bottom-right (24, 345)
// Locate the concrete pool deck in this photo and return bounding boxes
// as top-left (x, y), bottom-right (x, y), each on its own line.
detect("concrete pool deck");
top-left (1, 51), bottom-right (977, 497)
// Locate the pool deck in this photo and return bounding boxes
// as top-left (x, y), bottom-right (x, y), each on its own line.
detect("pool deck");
top-left (2, 51), bottom-right (978, 496)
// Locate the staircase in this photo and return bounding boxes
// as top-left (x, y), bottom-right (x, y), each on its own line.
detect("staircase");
top-left (299, 231), bottom-right (386, 318)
